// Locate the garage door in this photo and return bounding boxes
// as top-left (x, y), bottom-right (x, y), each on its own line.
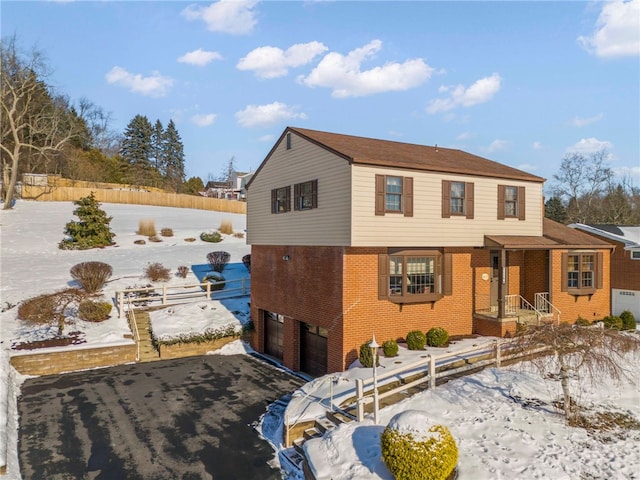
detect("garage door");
top-left (264, 311), bottom-right (284, 361)
top-left (300, 323), bottom-right (328, 377)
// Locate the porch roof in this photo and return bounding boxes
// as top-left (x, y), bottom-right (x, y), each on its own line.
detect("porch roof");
top-left (485, 218), bottom-right (614, 250)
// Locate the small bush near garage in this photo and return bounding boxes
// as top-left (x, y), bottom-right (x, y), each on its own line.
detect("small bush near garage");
top-left (70, 261), bottom-right (113, 294)
top-left (426, 327), bottom-right (449, 347)
top-left (406, 330), bottom-right (426, 350)
top-left (575, 317), bottom-right (592, 326)
top-left (78, 300), bottom-right (112, 322)
top-left (200, 231), bottom-right (222, 243)
top-left (145, 262), bottom-right (171, 282)
top-left (202, 273), bottom-right (226, 291)
top-left (620, 310), bottom-right (636, 331)
top-left (601, 315), bottom-right (623, 330)
top-left (383, 339), bottom-right (399, 357)
top-left (207, 251), bottom-right (231, 273)
top-left (381, 411), bottom-right (458, 480)
top-left (359, 340), bottom-right (379, 368)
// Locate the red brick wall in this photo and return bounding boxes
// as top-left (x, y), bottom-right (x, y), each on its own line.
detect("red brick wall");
top-left (522, 250), bottom-right (549, 303)
top-left (548, 249), bottom-right (611, 323)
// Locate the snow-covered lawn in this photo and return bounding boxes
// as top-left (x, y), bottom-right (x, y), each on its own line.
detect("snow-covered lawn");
top-left (1, 200), bottom-right (639, 480)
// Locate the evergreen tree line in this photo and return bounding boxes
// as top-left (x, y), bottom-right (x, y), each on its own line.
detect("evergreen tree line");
top-left (544, 151), bottom-right (640, 225)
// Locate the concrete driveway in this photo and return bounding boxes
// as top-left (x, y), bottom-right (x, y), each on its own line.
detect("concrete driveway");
top-left (18, 354), bottom-right (305, 480)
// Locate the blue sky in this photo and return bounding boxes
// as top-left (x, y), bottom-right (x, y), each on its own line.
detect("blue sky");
top-left (3, 1), bottom-right (639, 187)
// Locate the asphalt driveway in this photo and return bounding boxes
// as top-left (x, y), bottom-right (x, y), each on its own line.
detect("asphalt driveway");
top-left (18, 354), bottom-right (306, 480)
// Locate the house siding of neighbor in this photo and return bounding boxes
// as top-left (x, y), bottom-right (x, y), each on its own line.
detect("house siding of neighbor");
top-left (570, 224), bottom-right (640, 319)
top-left (247, 127), bottom-right (613, 375)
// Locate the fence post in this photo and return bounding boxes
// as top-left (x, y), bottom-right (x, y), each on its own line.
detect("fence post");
top-left (495, 340), bottom-right (502, 368)
top-left (429, 355), bottom-right (436, 389)
top-left (206, 282), bottom-right (211, 298)
top-left (118, 291), bottom-right (124, 319)
top-left (162, 285), bottom-right (167, 305)
top-left (356, 379), bottom-right (364, 422)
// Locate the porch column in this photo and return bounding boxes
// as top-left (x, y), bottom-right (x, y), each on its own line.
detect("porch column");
top-left (497, 249), bottom-right (506, 319)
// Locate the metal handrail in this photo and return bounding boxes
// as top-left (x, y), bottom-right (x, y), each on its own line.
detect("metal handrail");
top-left (535, 292), bottom-right (561, 324)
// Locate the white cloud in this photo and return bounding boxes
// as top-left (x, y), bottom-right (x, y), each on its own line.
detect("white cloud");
top-left (456, 132), bottom-right (470, 141)
top-left (181, 0), bottom-right (258, 35)
top-left (191, 113), bottom-right (217, 127)
top-left (178, 49), bottom-right (222, 66)
top-left (237, 41), bottom-right (328, 79)
top-left (532, 141), bottom-right (543, 150)
top-left (578, 0), bottom-right (639, 58)
top-left (258, 134), bottom-right (275, 142)
top-left (487, 139), bottom-right (509, 153)
top-left (517, 163), bottom-right (538, 172)
top-left (566, 137), bottom-right (613, 154)
top-left (569, 113), bottom-right (604, 127)
top-left (299, 40), bottom-right (434, 98)
top-left (427, 73), bottom-right (502, 114)
top-left (105, 66), bottom-right (173, 97)
top-left (235, 102), bottom-right (307, 128)
top-left (613, 165), bottom-right (640, 181)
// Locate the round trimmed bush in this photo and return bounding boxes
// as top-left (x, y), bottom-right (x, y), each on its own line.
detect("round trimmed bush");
top-left (574, 317), bottom-right (591, 326)
top-left (200, 231), bottom-right (222, 243)
top-left (383, 339), bottom-right (399, 358)
top-left (406, 330), bottom-right (426, 350)
top-left (78, 300), bottom-right (112, 322)
top-left (202, 273), bottom-right (226, 291)
top-left (602, 315), bottom-right (623, 330)
top-left (381, 410), bottom-right (458, 480)
top-left (620, 310), bottom-right (636, 331)
top-left (359, 340), bottom-right (379, 368)
top-left (426, 327), bottom-right (449, 347)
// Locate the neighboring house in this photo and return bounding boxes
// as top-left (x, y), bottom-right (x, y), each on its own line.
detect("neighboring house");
top-left (204, 171), bottom-right (254, 200)
top-left (246, 127), bottom-right (613, 376)
top-left (570, 224), bottom-right (640, 319)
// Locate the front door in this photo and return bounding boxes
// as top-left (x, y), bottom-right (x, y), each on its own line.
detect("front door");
top-left (490, 252), bottom-right (500, 312)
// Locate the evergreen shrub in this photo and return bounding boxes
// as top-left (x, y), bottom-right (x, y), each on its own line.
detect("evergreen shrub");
top-left (200, 231), bottom-right (222, 243)
top-left (202, 273), bottom-right (226, 291)
top-left (602, 315), bottom-right (623, 330)
top-left (78, 300), bottom-right (112, 322)
top-left (426, 327), bottom-right (449, 347)
top-left (574, 317), bottom-right (591, 326)
top-left (620, 310), bottom-right (636, 331)
top-left (406, 330), bottom-right (426, 350)
top-left (383, 339), bottom-right (399, 357)
top-left (59, 193), bottom-right (115, 250)
top-left (381, 411), bottom-right (458, 480)
top-left (359, 340), bottom-right (379, 368)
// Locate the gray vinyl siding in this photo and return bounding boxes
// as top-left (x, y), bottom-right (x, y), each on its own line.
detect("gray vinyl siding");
top-left (351, 165), bottom-right (543, 247)
top-left (247, 133), bottom-right (352, 246)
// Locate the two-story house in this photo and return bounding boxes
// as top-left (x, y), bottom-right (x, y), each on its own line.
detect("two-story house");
top-left (246, 127), bottom-right (612, 376)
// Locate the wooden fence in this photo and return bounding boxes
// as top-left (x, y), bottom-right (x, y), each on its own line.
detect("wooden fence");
top-left (20, 185), bottom-right (246, 214)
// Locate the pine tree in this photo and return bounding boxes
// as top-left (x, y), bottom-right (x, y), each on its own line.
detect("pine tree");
top-left (120, 114), bottom-right (154, 185)
top-left (59, 193), bottom-right (115, 250)
top-left (544, 196), bottom-right (568, 224)
top-left (151, 119), bottom-right (165, 174)
top-left (162, 119), bottom-right (185, 192)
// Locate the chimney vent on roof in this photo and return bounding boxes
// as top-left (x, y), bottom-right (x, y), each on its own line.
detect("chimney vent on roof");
top-left (435, 144), bottom-right (438, 152)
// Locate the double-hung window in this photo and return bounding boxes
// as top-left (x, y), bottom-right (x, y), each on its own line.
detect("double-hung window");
top-left (294, 179), bottom-right (318, 211)
top-left (375, 175), bottom-right (413, 216)
top-left (562, 251), bottom-right (602, 295)
top-left (380, 249), bottom-right (452, 303)
top-left (271, 186), bottom-right (291, 214)
top-left (442, 180), bottom-right (474, 218)
top-left (498, 185), bottom-right (525, 220)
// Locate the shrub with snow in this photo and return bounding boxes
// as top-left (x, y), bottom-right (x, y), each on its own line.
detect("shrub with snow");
top-left (381, 410), bottom-right (458, 480)
top-left (406, 330), bottom-right (426, 350)
top-left (426, 327), bottom-right (449, 347)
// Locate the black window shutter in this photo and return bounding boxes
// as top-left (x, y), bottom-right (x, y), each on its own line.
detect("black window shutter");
top-left (466, 182), bottom-right (474, 219)
top-left (312, 179), bottom-right (318, 208)
top-left (271, 189), bottom-right (277, 214)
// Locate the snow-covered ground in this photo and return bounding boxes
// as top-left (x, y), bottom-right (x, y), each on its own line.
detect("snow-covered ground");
top-left (1, 200), bottom-right (639, 480)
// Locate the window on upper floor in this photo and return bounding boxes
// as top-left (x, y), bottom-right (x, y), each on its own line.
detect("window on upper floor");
top-left (562, 251), bottom-right (603, 295)
top-left (442, 180), bottom-right (474, 219)
top-left (271, 186), bottom-right (291, 214)
top-left (286, 132), bottom-right (292, 150)
top-left (375, 174), bottom-right (413, 217)
top-left (294, 180), bottom-right (318, 211)
top-left (378, 249), bottom-right (452, 303)
top-left (498, 185), bottom-right (525, 220)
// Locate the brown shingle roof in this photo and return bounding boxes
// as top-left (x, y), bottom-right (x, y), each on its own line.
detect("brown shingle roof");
top-left (289, 127), bottom-right (545, 183)
top-left (485, 218), bottom-right (614, 249)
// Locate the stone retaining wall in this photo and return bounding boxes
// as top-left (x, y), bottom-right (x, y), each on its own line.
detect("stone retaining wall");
top-left (10, 343), bottom-right (137, 376)
top-left (158, 336), bottom-right (240, 360)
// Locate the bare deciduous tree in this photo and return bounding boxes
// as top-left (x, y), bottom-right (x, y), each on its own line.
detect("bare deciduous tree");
top-left (1, 36), bottom-right (82, 209)
top-left (511, 323), bottom-right (640, 423)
